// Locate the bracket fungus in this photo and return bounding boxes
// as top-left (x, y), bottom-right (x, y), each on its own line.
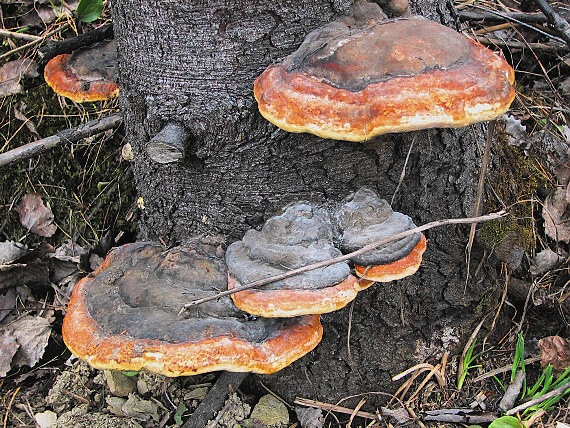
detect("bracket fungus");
top-left (225, 203), bottom-right (367, 318)
top-left (62, 241), bottom-right (322, 376)
top-left (44, 39), bottom-right (119, 102)
top-left (254, 1), bottom-right (515, 141)
top-left (335, 188), bottom-right (427, 282)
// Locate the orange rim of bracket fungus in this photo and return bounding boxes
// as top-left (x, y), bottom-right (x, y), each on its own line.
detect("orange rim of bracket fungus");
top-left (63, 242), bottom-right (323, 376)
top-left (354, 233), bottom-right (427, 282)
top-left (44, 40), bottom-right (119, 102)
top-left (225, 203), bottom-right (368, 318)
top-left (254, 16), bottom-right (515, 141)
top-left (227, 273), bottom-right (374, 318)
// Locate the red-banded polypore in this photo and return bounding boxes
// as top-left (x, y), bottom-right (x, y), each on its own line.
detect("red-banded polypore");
top-left (44, 39), bottom-right (119, 102)
top-left (334, 188), bottom-right (427, 282)
top-left (225, 203), bottom-right (367, 318)
top-left (62, 241), bottom-right (322, 376)
top-left (254, 1), bottom-right (515, 141)
top-left (225, 192), bottom-right (426, 317)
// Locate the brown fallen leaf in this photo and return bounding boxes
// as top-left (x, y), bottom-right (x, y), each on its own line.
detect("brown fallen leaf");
top-left (13, 101), bottom-right (40, 139)
top-left (0, 58), bottom-right (38, 97)
top-left (0, 314), bottom-right (53, 376)
top-left (0, 331), bottom-right (20, 377)
top-left (543, 185), bottom-right (570, 243)
top-left (0, 288), bottom-right (18, 323)
top-left (17, 193), bottom-right (57, 237)
top-left (539, 336), bottom-right (570, 371)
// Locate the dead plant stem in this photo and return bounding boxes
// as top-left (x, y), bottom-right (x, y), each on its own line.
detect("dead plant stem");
top-left (467, 120), bottom-right (495, 287)
top-left (506, 380), bottom-right (570, 415)
top-left (0, 24), bottom-right (69, 61)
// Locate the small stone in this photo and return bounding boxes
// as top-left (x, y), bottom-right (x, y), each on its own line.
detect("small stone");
top-left (247, 394), bottom-right (289, 428)
top-left (35, 410), bottom-right (58, 428)
top-left (530, 248), bottom-right (565, 276)
top-left (105, 370), bottom-right (137, 397)
top-left (184, 386), bottom-right (209, 400)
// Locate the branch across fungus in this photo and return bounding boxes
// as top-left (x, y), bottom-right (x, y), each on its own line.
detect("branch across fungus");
top-left (180, 209), bottom-right (507, 312)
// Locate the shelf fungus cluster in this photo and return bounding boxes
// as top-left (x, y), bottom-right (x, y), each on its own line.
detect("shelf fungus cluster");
top-left (44, 39), bottom-right (118, 102)
top-left (63, 188), bottom-right (426, 377)
top-left (226, 188), bottom-right (426, 318)
top-left (254, 0), bottom-right (515, 141)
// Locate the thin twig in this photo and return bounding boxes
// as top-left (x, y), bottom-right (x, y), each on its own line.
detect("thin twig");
top-left (457, 10), bottom-right (548, 24)
top-left (532, 0), bottom-right (570, 46)
top-left (0, 24), bottom-right (69, 61)
top-left (391, 135), bottom-right (415, 206)
top-left (469, 4), bottom-right (566, 44)
top-left (179, 210), bottom-right (508, 312)
top-left (0, 113), bottom-right (123, 167)
top-left (0, 29), bottom-right (42, 42)
top-left (506, 379), bottom-right (570, 415)
top-left (474, 35), bottom-right (568, 51)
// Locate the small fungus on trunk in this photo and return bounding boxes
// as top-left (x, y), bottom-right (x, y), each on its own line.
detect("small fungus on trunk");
top-left (44, 39), bottom-right (119, 102)
top-left (62, 240), bottom-right (322, 376)
top-left (254, 1), bottom-right (515, 141)
top-left (225, 203), bottom-right (366, 318)
top-left (335, 188), bottom-right (427, 282)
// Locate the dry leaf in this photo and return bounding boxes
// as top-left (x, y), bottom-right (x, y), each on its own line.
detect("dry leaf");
top-left (0, 241), bottom-right (28, 265)
top-left (14, 101), bottom-right (40, 139)
top-left (543, 186), bottom-right (570, 243)
top-left (539, 336), bottom-right (570, 371)
top-left (0, 331), bottom-right (20, 377)
top-left (34, 410), bottom-right (58, 428)
top-left (5, 315), bottom-right (52, 369)
top-left (529, 248), bottom-right (566, 276)
top-left (295, 407), bottom-right (325, 428)
top-left (17, 193), bottom-right (57, 237)
top-left (0, 58), bottom-right (38, 97)
top-left (0, 288), bottom-right (17, 322)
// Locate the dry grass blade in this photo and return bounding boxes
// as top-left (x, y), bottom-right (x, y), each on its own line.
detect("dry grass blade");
top-left (293, 397), bottom-right (380, 421)
top-left (406, 364), bottom-right (443, 405)
top-left (466, 120), bottom-right (495, 286)
top-left (472, 356), bottom-right (541, 383)
top-left (347, 398), bottom-right (366, 428)
top-left (3, 387), bottom-right (20, 428)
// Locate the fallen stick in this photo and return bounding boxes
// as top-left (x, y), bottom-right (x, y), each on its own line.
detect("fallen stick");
top-left (38, 23), bottom-right (114, 64)
top-left (532, 0), bottom-right (570, 46)
top-left (0, 113), bottom-right (123, 167)
top-left (456, 10), bottom-right (548, 23)
top-left (506, 379), bottom-right (570, 416)
top-left (180, 210), bottom-right (507, 312)
top-left (423, 409), bottom-right (497, 424)
top-left (181, 371), bottom-right (248, 428)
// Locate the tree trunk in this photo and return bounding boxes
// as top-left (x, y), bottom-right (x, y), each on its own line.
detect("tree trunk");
top-left (111, 0), bottom-right (503, 405)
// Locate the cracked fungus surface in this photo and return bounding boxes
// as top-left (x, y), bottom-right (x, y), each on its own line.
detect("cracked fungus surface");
top-left (83, 242), bottom-right (308, 343)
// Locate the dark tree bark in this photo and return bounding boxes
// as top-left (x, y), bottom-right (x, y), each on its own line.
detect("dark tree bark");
top-left (110, 0), bottom-right (503, 405)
